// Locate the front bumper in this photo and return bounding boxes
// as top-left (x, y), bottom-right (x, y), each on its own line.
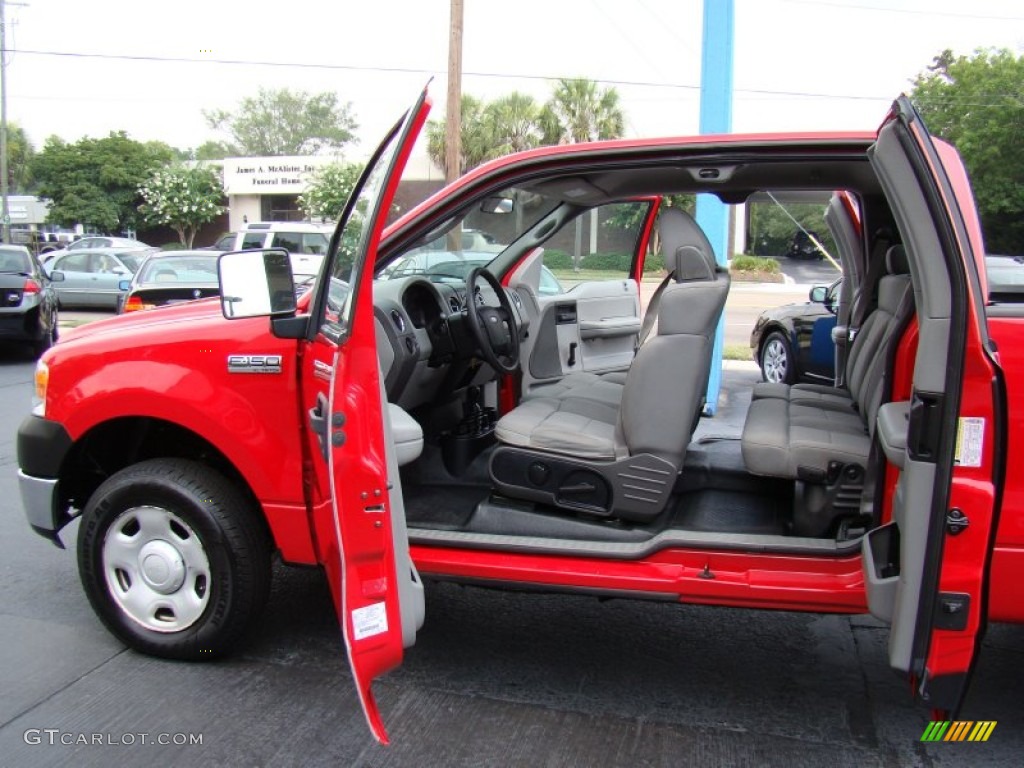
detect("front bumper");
top-left (18, 470), bottom-right (70, 544)
top-left (17, 416), bottom-right (74, 544)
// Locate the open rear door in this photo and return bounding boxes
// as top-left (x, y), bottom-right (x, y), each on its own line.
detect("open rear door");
top-left (306, 89), bottom-right (431, 743)
top-left (866, 96), bottom-right (1005, 713)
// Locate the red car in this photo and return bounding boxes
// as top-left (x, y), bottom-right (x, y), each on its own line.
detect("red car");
top-left (18, 88), bottom-right (1019, 744)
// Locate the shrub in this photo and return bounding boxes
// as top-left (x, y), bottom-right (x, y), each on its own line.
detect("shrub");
top-left (543, 250), bottom-right (667, 273)
top-left (731, 254), bottom-right (779, 273)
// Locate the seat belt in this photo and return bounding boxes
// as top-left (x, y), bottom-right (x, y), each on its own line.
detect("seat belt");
top-left (848, 233), bottom-right (892, 341)
top-left (636, 270), bottom-right (675, 347)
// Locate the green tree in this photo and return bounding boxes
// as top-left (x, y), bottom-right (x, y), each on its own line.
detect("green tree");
top-left (911, 48), bottom-right (1024, 254)
top-left (193, 140), bottom-right (239, 162)
top-left (138, 164), bottom-right (225, 248)
top-left (747, 201), bottom-right (836, 258)
top-left (204, 88), bottom-right (358, 156)
top-left (298, 162), bottom-right (362, 223)
top-left (31, 132), bottom-right (176, 232)
top-left (541, 78), bottom-right (625, 144)
top-left (427, 94), bottom-right (496, 177)
top-left (4, 122), bottom-right (35, 193)
top-left (484, 92), bottom-right (543, 155)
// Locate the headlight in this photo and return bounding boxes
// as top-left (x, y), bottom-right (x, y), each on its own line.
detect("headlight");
top-left (32, 359), bottom-right (48, 417)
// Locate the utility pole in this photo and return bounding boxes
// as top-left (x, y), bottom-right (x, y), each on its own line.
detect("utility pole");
top-left (444, 0), bottom-right (463, 186)
top-left (1, 0), bottom-right (9, 243)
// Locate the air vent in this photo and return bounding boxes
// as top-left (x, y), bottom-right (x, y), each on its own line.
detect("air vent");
top-left (448, 296), bottom-right (462, 313)
top-left (390, 310), bottom-right (406, 332)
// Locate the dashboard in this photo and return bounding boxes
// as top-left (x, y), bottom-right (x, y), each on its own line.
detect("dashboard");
top-left (372, 275), bottom-right (528, 411)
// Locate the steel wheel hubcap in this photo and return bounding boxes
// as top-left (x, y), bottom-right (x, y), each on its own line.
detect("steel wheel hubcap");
top-left (102, 506), bottom-right (211, 633)
top-left (763, 339), bottom-right (788, 383)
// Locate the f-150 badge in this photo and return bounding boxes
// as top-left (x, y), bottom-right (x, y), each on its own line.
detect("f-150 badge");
top-left (227, 354), bottom-right (283, 374)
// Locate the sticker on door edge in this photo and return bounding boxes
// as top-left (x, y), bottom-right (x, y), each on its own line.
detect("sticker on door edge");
top-left (352, 602), bottom-right (389, 640)
top-left (954, 417), bottom-right (985, 468)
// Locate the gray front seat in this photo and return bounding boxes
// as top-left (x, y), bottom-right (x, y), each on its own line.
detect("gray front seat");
top-left (523, 207), bottom-right (729, 405)
top-left (489, 240), bottom-right (730, 522)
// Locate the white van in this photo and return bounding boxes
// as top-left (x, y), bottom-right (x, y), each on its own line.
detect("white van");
top-left (232, 222), bottom-right (333, 280)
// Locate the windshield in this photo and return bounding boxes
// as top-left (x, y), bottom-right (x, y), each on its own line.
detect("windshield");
top-left (138, 255), bottom-right (219, 284)
top-left (379, 186), bottom-right (561, 283)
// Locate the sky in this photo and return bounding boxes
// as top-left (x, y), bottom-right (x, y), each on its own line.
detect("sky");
top-left (4, 0), bottom-right (1023, 160)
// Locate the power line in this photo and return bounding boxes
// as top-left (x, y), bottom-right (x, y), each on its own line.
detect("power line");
top-left (776, 0), bottom-right (1024, 21)
top-left (8, 46), bottom-right (1023, 107)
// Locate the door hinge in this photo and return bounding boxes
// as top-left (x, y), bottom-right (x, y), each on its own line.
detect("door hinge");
top-left (945, 508), bottom-right (969, 535)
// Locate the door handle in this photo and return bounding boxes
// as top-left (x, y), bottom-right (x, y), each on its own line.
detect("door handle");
top-left (308, 392), bottom-right (330, 462)
top-left (308, 392), bottom-right (346, 462)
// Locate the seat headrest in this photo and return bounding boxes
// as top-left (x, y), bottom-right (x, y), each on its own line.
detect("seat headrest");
top-left (659, 208), bottom-right (717, 282)
top-left (886, 245), bottom-right (909, 275)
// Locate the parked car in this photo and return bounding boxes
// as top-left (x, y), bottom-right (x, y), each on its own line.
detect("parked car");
top-left (384, 252), bottom-right (563, 296)
top-left (199, 232), bottom-right (236, 251)
top-left (118, 251), bottom-right (221, 313)
top-left (986, 254), bottom-right (1024, 301)
top-left (754, 256), bottom-right (1024, 386)
top-left (785, 229), bottom-right (824, 260)
top-left (47, 248), bottom-right (149, 308)
top-left (231, 222), bottom-right (332, 281)
top-left (41, 237), bottom-right (154, 266)
top-left (751, 279), bottom-right (840, 384)
top-left (0, 245), bottom-right (60, 356)
top-left (68, 236), bottom-right (151, 251)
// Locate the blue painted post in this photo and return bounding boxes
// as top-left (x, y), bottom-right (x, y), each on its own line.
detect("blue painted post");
top-left (695, 0), bottom-right (734, 415)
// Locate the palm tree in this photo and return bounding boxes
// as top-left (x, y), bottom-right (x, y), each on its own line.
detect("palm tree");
top-left (542, 78), bottom-right (625, 144)
top-left (484, 92), bottom-right (543, 155)
top-left (426, 95), bottom-right (495, 177)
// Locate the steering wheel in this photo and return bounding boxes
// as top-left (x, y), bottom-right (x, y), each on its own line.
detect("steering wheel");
top-left (464, 267), bottom-right (521, 374)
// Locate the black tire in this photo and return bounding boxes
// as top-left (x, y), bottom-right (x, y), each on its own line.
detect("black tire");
top-left (32, 310), bottom-right (58, 358)
top-left (760, 331), bottom-right (795, 385)
top-left (77, 459), bottom-right (271, 660)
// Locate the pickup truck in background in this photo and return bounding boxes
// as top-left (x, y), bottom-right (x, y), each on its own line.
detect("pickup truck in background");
top-left (16, 88), bottom-right (1022, 744)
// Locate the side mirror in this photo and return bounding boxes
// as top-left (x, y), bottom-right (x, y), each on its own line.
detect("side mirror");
top-left (480, 196), bottom-right (514, 214)
top-left (808, 285), bottom-right (827, 303)
top-left (118, 279), bottom-right (131, 291)
top-left (218, 248), bottom-right (297, 320)
top-left (49, 271), bottom-right (65, 283)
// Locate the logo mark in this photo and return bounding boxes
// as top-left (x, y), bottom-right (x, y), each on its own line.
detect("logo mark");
top-left (227, 354), bottom-right (283, 374)
top-left (921, 721), bottom-right (996, 742)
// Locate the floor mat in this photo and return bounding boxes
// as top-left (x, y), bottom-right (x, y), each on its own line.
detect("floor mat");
top-left (671, 488), bottom-right (788, 536)
top-left (404, 485), bottom-right (490, 530)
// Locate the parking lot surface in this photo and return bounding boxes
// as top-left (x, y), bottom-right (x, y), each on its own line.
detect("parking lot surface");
top-left (0, 332), bottom-right (1020, 767)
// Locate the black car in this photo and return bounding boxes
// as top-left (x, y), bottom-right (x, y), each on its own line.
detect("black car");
top-left (751, 279), bottom-right (840, 385)
top-left (0, 245), bottom-right (61, 357)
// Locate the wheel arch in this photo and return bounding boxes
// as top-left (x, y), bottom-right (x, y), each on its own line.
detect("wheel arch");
top-left (58, 417), bottom-right (274, 552)
top-left (757, 321), bottom-right (794, 362)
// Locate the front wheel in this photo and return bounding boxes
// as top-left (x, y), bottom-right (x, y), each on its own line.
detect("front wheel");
top-left (760, 331), bottom-right (795, 384)
top-left (77, 459), bottom-right (271, 660)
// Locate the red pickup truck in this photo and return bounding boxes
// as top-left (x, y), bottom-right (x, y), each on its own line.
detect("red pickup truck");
top-left (17, 89), bottom-right (1022, 743)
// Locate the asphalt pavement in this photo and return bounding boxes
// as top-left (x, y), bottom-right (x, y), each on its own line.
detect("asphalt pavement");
top-left (1, 344), bottom-right (1021, 767)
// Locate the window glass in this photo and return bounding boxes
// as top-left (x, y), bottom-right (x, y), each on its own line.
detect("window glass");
top-left (302, 233), bottom-right (329, 255)
top-left (273, 232), bottom-right (302, 253)
top-left (240, 233), bottom-right (265, 249)
top-left (57, 253), bottom-right (90, 271)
